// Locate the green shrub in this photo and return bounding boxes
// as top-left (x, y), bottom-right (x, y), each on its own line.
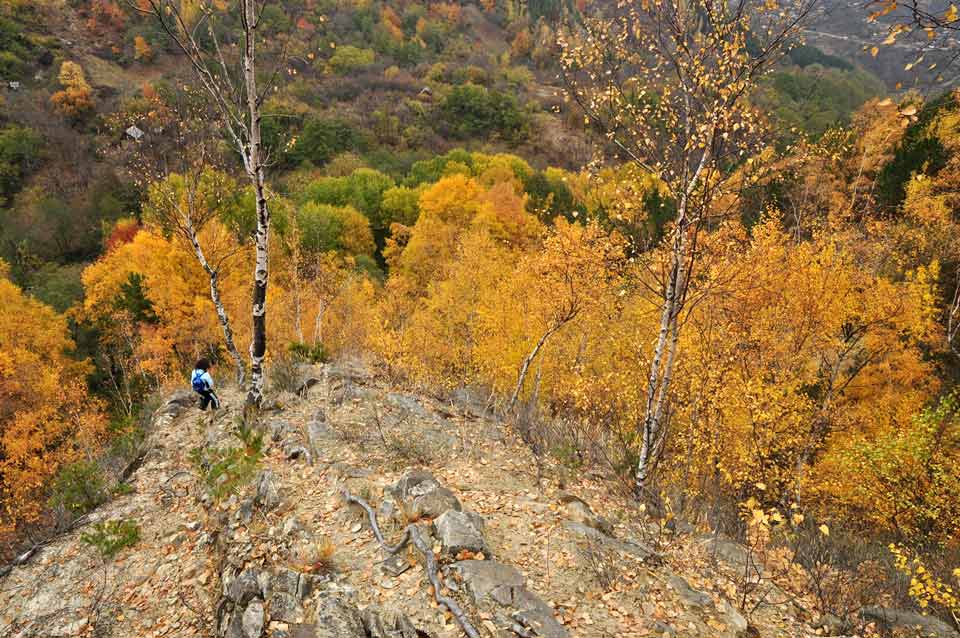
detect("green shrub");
top-left (439, 85), bottom-right (529, 142)
top-left (329, 45), bottom-right (375, 75)
top-left (287, 117), bottom-right (366, 168)
top-left (81, 519), bottom-right (140, 559)
top-left (288, 341), bottom-right (329, 364)
top-left (0, 125), bottom-right (43, 206)
top-left (49, 460), bottom-right (107, 516)
top-left (189, 420), bottom-right (264, 502)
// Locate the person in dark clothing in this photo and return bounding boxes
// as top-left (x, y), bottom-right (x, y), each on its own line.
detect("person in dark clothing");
top-left (191, 358), bottom-right (220, 411)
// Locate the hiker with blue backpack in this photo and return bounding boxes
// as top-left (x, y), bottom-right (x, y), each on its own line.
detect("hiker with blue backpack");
top-left (191, 358), bottom-right (220, 410)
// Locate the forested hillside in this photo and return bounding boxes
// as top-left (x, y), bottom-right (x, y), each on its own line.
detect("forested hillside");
top-left (2, 0), bottom-right (960, 637)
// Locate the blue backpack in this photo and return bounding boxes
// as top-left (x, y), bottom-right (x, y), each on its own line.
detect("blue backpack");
top-left (192, 371), bottom-right (208, 393)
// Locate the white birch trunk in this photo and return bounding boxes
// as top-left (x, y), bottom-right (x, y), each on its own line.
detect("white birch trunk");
top-left (185, 223), bottom-right (246, 385)
top-left (507, 322), bottom-right (562, 413)
top-left (635, 143), bottom-right (711, 495)
top-left (240, 0), bottom-right (270, 407)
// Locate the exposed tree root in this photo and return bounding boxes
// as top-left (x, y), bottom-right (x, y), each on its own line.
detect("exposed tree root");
top-left (341, 489), bottom-right (481, 638)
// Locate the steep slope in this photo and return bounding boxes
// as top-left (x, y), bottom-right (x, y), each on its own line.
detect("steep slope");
top-left (0, 361), bottom-right (840, 638)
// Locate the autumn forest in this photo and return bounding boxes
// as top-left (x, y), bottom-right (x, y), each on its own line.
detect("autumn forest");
top-left (2, 0), bottom-right (960, 631)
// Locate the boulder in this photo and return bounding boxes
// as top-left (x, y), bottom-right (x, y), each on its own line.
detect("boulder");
top-left (254, 470), bottom-right (280, 511)
top-left (452, 560), bottom-right (525, 607)
top-left (667, 574), bottom-right (712, 609)
top-left (391, 470), bottom-right (441, 501)
top-left (562, 521), bottom-right (657, 561)
top-left (450, 560), bottom-right (567, 637)
top-left (434, 510), bottom-right (487, 556)
top-left (242, 600), bottom-right (266, 638)
top-left (390, 471), bottom-right (461, 519)
top-left (313, 596), bottom-right (367, 638)
top-left (269, 420), bottom-right (292, 442)
top-left (559, 494), bottom-right (613, 535)
top-left (160, 390), bottom-right (197, 416)
top-left (226, 569), bottom-right (264, 605)
top-left (718, 599), bottom-right (748, 637)
top-left (361, 605), bottom-right (420, 638)
top-left (268, 591), bottom-right (301, 623)
top-left (860, 607), bottom-right (959, 638)
top-left (410, 487), bottom-right (461, 520)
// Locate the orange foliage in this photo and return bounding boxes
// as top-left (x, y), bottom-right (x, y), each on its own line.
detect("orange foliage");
top-left (50, 61), bottom-right (95, 118)
top-left (0, 273), bottom-right (105, 533)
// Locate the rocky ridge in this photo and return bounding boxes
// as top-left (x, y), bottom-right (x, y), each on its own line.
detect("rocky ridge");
top-left (2, 362), bottom-right (954, 638)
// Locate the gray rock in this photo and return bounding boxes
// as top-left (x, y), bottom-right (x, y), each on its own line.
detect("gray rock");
top-left (649, 621), bottom-right (676, 636)
top-left (282, 516), bottom-right (303, 536)
top-left (382, 554), bottom-right (411, 577)
top-left (271, 569), bottom-right (301, 596)
top-left (718, 599), bottom-right (748, 637)
top-left (512, 606), bottom-right (568, 638)
top-left (242, 600), bottom-right (266, 638)
top-left (559, 494), bottom-right (613, 535)
top-left (226, 569), bottom-right (264, 605)
top-left (296, 377), bottom-right (321, 396)
top-left (697, 535), bottom-right (756, 573)
top-left (254, 470), bottom-right (280, 511)
top-left (361, 605), bottom-right (420, 638)
top-left (284, 443), bottom-right (310, 461)
top-left (410, 487), bottom-right (461, 519)
top-left (449, 561), bottom-right (568, 638)
top-left (434, 510), bottom-right (487, 556)
top-left (391, 470), bottom-right (441, 502)
top-left (269, 420), bottom-right (292, 442)
top-left (562, 521), bottom-right (657, 561)
top-left (306, 418), bottom-right (334, 459)
top-left (223, 610), bottom-right (246, 638)
top-left (453, 560), bottom-right (525, 607)
top-left (268, 591), bottom-right (301, 623)
top-left (313, 596), bottom-right (367, 638)
top-left (667, 574), bottom-right (712, 609)
top-left (860, 607), bottom-right (959, 638)
top-left (811, 613), bottom-right (848, 635)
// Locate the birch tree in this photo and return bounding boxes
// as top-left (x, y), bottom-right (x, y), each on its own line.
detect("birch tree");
top-left (133, 0), bottom-right (277, 405)
top-left (143, 168), bottom-right (248, 385)
top-left (559, 0), bottom-right (817, 495)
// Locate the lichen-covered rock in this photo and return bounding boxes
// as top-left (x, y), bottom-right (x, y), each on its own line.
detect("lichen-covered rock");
top-left (254, 470), bottom-right (280, 511)
top-left (452, 559), bottom-right (525, 606)
top-left (434, 510), bottom-right (487, 556)
top-left (225, 569), bottom-right (264, 605)
top-left (313, 595), bottom-right (367, 638)
top-left (450, 560), bottom-right (567, 637)
top-left (361, 605), bottom-right (421, 638)
top-left (390, 471), bottom-right (461, 519)
top-left (668, 574), bottom-right (712, 609)
top-left (242, 600), bottom-right (266, 638)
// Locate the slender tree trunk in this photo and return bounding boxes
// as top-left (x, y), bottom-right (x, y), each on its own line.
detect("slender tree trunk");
top-left (185, 225), bottom-right (246, 385)
top-left (293, 287), bottom-right (304, 343)
top-left (636, 145), bottom-right (710, 495)
top-left (240, 0), bottom-right (270, 407)
top-left (508, 322), bottom-right (562, 413)
top-left (314, 300), bottom-right (327, 345)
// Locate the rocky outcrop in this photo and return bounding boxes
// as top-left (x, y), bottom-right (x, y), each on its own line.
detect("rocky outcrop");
top-left (860, 607), bottom-right (960, 638)
top-left (371, 470), bottom-right (567, 638)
